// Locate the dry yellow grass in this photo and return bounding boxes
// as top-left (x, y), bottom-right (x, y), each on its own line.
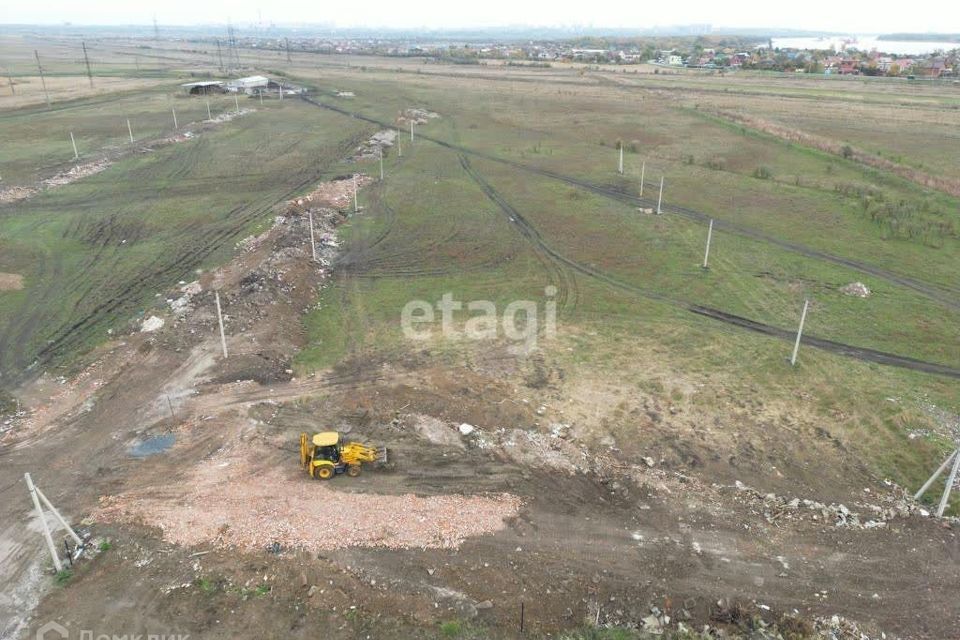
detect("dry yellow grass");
top-left (0, 76), bottom-right (167, 110)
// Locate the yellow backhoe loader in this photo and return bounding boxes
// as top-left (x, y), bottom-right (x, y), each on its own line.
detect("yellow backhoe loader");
top-left (299, 431), bottom-right (386, 479)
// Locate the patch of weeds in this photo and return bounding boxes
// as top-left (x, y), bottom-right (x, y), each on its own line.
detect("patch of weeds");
top-left (194, 577), bottom-right (217, 594)
top-left (255, 584), bottom-right (271, 596)
top-left (55, 569), bottom-right (73, 585)
top-left (0, 388), bottom-right (16, 415)
top-left (753, 165), bottom-right (773, 179)
top-left (438, 620), bottom-right (487, 638)
top-left (98, 540), bottom-right (112, 552)
top-left (778, 614), bottom-right (814, 640)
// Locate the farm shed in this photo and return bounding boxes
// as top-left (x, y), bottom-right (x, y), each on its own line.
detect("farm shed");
top-left (180, 81), bottom-right (226, 95)
top-left (227, 75), bottom-right (270, 94)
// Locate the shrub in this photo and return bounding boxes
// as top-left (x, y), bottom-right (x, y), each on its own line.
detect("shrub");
top-left (753, 165), bottom-right (773, 179)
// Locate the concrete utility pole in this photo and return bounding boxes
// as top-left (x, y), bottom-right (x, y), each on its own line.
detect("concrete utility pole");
top-left (70, 132), bottom-right (79, 160)
top-left (206, 99), bottom-right (212, 120)
top-left (618, 145), bottom-right (623, 175)
top-left (171, 106), bottom-right (178, 130)
top-left (215, 38), bottom-right (224, 72)
top-left (215, 291), bottom-right (228, 359)
top-left (25, 473), bottom-right (61, 572)
top-left (790, 299), bottom-right (810, 366)
top-left (259, 90), bottom-right (263, 106)
top-left (33, 50), bottom-right (50, 108)
top-left (639, 160), bottom-right (645, 197)
top-left (126, 118), bottom-right (134, 143)
top-left (410, 120), bottom-right (414, 143)
top-left (656, 176), bottom-right (664, 214)
top-left (702, 218), bottom-right (714, 269)
top-left (25, 473), bottom-right (83, 573)
top-left (81, 41), bottom-right (94, 88)
top-left (396, 130), bottom-right (402, 157)
top-left (937, 450), bottom-right (960, 517)
top-left (353, 174), bottom-right (358, 212)
top-left (916, 449), bottom-right (957, 500)
top-left (234, 94), bottom-right (240, 114)
top-left (915, 448), bottom-right (960, 517)
top-left (278, 83), bottom-right (283, 101)
top-left (379, 146), bottom-right (384, 181)
top-left (308, 210), bottom-right (317, 262)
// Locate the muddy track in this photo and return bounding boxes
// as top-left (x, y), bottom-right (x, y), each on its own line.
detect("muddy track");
top-left (459, 155), bottom-right (578, 312)
top-left (453, 149), bottom-right (960, 380)
top-left (299, 95), bottom-right (960, 312)
top-left (336, 186), bottom-right (514, 280)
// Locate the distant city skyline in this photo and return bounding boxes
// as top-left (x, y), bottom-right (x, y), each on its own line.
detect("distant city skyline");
top-left (1, 0), bottom-right (958, 34)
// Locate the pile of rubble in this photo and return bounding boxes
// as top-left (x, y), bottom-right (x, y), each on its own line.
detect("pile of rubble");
top-left (0, 186), bottom-right (37, 204)
top-left (840, 281), bottom-right (872, 298)
top-left (397, 107), bottom-right (440, 125)
top-left (729, 479), bottom-right (933, 529)
top-left (42, 159), bottom-right (112, 187)
top-left (206, 108), bottom-right (254, 125)
top-left (0, 159), bottom-right (113, 205)
top-left (355, 129), bottom-right (397, 160)
top-left (287, 174), bottom-right (372, 212)
top-left (96, 459), bottom-right (522, 552)
top-left (591, 601), bottom-right (890, 640)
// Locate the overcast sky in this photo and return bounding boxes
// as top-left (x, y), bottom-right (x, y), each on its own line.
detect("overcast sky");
top-left (1, 0), bottom-right (958, 33)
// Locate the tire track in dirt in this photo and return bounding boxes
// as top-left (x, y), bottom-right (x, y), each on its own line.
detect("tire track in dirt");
top-left (455, 153), bottom-right (960, 380)
top-left (335, 181), bottom-right (519, 281)
top-left (459, 155), bottom-right (578, 313)
top-left (300, 95), bottom-right (960, 312)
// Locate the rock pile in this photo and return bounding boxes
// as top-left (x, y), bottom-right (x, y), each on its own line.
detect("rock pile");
top-left (731, 480), bottom-right (930, 529)
top-left (355, 130), bottom-right (397, 160)
top-left (840, 281), bottom-right (871, 298)
top-left (398, 108), bottom-right (440, 125)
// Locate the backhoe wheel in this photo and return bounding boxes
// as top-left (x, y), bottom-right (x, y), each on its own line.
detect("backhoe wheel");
top-left (316, 466), bottom-right (333, 480)
top-left (347, 465), bottom-right (361, 477)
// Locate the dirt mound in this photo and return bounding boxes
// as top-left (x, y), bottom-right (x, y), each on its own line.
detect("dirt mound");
top-left (96, 457), bottom-right (522, 552)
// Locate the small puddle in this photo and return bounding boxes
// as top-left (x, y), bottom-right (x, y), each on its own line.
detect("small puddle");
top-left (128, 433), bottom-right (176, 458)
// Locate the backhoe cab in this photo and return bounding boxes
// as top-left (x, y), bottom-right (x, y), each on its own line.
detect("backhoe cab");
top-left (299, 431), bottom-right (385, 480)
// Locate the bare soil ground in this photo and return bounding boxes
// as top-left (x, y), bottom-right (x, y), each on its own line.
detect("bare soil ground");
top-left (0, 273), bottom-right (23, 291)
top-left (2, 172), bottom-right (959, 640)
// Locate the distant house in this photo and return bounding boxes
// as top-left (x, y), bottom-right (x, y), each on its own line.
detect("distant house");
top-left (919, 58), bottom-right (948, 77)
top-left (180, 81), bottom-right (225, 95)
top-left (838, 59), bottom-right (859, 75)
top-left (227, 75), bottom-right (270, 94)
